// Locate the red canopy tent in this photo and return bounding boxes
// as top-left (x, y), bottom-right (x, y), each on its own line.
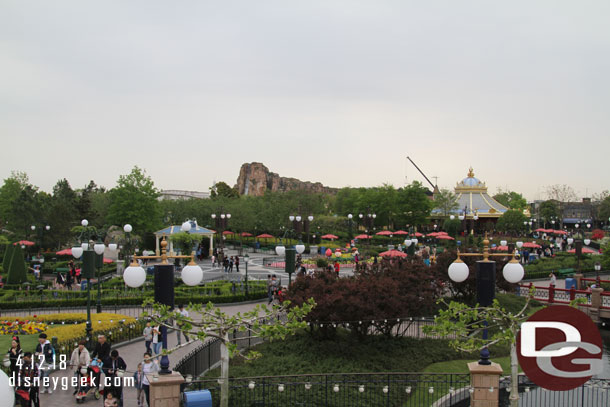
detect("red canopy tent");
top-left (321, 234), bottom-right (339, 240)
top-left (522, 242), bottom-right (541, 249)
top-left (436, 235), bottom-right (455, 240)
top-left (567, 248), bottom-right (597, 254)
top-left (491, 245), bottom-right (509, 251)
top-left (222, 231), bottom-right (235, 235)
top-left (437, 231), bottom-right (448, 235)
top-left (14, 240), bottom-right (35, 246)
top-left (103, 258), bottom-right (114, 264)
top-left (240, 232), bottom-right (253, 237)
top-left (375, 230), bottom-right (393, 236)
top-left (393, 230), bottom-right (409, 235)
top-left (354, 234), bottom-right (372, 239)
top-left (412, 232), bottom-right (424, 237)
top-left (379, 249), bottom-right (407, 258)
top-left (426, 232), bottom-right (439, 237)
top-left (56, 248), bottom-right (72, 256)
top-left (256, 233), bottom-right (274, 239)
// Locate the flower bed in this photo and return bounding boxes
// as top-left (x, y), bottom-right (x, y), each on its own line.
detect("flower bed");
top-left (0, 319), bottom-right (47, 336)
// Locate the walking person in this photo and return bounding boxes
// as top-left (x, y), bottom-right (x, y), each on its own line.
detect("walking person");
top-left (176, 304), bottom-right (190, 345)
top-left (141, 352), bottom-right (159, 407)
top-left (223, 256), bottom-right (229, 273)
top-left (152, 324), bottom-right (162, 355)
top-left (235, 255), bottom-right (240, 273)
top-left (133, 363), bottom-right (145, 406)
top-left (549, 271), bottom-right (557, 287)
top-left (143, 322), bottom-right (153, 354)
top-left (103, 349), bottom-right (127, 406)
top-left (34, 333), bottom-right (55, 394)
top-left (229, 256), bottom-right (234, 273)
top-left (91, 334), bottom-right (111, 392)
top-left (7, 336), bottom-right (22, 382)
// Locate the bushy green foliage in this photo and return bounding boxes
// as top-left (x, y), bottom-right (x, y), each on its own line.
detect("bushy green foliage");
top-left (6, 245), bottom-right (27, 284)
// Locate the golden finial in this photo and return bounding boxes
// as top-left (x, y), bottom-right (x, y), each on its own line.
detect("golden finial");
top-left (467, 167), bottom-right (475, 178)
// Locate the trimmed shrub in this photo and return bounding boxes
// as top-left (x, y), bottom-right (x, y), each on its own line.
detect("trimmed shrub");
top-left (6, 245), bottom-right (27, 284)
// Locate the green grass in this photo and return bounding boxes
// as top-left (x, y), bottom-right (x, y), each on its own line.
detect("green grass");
top-left (0, 335), bottom-right (39, 353)
top-left (204, 329), bottom-right (510, 379)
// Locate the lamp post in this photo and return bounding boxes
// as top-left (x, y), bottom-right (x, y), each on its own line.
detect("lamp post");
top-left (30, 224), bottom-right (51, 250)
top-left (347, 214), bottom-right (354, 240)
top-left (123, 232), bottom-right (202, 374)
top-left (244, 253), bottom-right (250, 297)
top-left (594, 262), bottom-right (601, 286)
top-left (93, 239), bottom-right (106, 313)
top-left (447, 234), bottom-right (525, 365)
top-left (289, 212), bottom-right (314, 243)
top-left (71, 219), bottom-right (103, 348)
top-left (211, 210), bottom-right (231, 250)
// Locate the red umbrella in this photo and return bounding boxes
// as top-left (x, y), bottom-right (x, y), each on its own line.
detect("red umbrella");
top-left (56, 248), bottom-right (72, 256)
top-left (393, 230), bottom-right (409, 235)
top-left (256, 233), bottom-right (274, 239)
top-left (354, 234), bottom-right (371, 239)
top-left (436, 235), bottom-right (455, 240)
top-left (567, 248), bottom-right (596, 254)
top-left (379, 249), bottom-right (407, 258)
top-left (522, 242), bottom-right (541, 249)
top-left (553, 230), bottom-right (568, 235)
top-left (240, 232), bottom-right (253, 237)
top-left (534, 228), bottom-right (547, 233)
top-left (412, 232), bottom-right (424, 237)
top-left (437, 231), bottom-right (448, 235)
top-left (492, 245), bottom-right (509, 251)
top-left (375, 230), bottom-right (393, 236)
top-left (321, 234), bottom-right (339, 240)
top-left (427, 232), bottom-right (439, 237)
top-left (103, 258), bottom-right (114, 264)
top-left (222, 231), bottom-right (235, 235)
top-left (14, 240), bottom-right (35, 246)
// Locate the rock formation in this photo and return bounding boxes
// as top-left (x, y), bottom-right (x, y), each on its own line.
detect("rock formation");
top-left (235, 162), bottom-right (337, 196)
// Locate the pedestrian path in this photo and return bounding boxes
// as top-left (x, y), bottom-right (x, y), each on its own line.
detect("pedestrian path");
top-left (39, 300), bottom-right (266, 405)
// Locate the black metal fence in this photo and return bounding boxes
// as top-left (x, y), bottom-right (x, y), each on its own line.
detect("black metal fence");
top-left (499, 376), bottom-right (610, 407)
top-left (175, 327), bottom-right (266, 378)
top-left (186, 372), bottom-right (471, 407)
top-left (0, 304), bottom-right (152, 318)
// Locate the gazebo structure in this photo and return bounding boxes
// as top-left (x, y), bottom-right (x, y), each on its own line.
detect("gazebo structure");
top-left (154, 221), bottom-right (215, 256)
top-left (432, 168), bottom-right (509, 231)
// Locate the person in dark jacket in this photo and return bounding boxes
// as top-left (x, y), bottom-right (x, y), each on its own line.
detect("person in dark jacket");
top-left (34, 333), bottom-right (55, 394)
top-left (91, 335), bottom-right (111, 390)
top-left (103, 349), bottom-right (127, 406)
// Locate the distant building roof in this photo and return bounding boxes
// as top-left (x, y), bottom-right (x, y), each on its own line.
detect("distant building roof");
top-left (154, 221), bottom-right (214, 237)
top-left (159, 190), bottom-right (210, 200)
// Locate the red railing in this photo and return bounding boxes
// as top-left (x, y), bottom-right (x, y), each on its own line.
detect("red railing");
top-left (518, 283), bottom-right (591, 306)
top-left (581, 277), bottom-right (610, 284)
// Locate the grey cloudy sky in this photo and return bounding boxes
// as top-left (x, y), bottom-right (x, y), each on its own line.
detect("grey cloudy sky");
top-left (2, 1), bottom-right (609, 200)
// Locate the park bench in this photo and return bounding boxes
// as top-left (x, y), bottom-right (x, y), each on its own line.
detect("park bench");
top-left (557, 268), bottom-right (575, 277)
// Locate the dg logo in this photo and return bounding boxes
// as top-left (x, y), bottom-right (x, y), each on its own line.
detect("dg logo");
top-left (517, 305), bottom-right (604, 391)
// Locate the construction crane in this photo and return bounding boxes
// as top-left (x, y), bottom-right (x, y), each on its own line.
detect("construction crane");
top-left (406, 156), bottom-right (439, 194)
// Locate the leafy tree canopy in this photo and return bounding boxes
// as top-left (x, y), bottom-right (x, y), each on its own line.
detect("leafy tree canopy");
top-left (434, 189), bottom-right (459, 216)
top-left (496, 209), bottom-right (527, 234)
top-left (493, 189), bottom-right (527, 210)
top-left (210, 181), bottom-right (239, 199)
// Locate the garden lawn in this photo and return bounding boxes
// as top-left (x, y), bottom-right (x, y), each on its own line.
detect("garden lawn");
top-left (0, 334), bottom-right (39, 353)
top-left (204, 329), bottom-right (510, 379)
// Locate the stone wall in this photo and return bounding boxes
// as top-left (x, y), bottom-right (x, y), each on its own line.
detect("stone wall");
top-left (235, 162), bottom-right (337, 196)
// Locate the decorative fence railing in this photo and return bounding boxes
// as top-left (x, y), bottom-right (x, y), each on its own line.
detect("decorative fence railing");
top-left (499, 375), bottom-right (610, 407)
top-left (0, 304), bottom-right (154, 317)
top-left (518, 284), bottom-right (593, 306)
top-left (186, 372), bottom-right (471, 407)
top-left (175, 327), bottom-right (266, 379)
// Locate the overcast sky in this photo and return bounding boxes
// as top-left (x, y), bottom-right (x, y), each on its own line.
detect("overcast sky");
top-left (2, 1), bottom-right (609, 200)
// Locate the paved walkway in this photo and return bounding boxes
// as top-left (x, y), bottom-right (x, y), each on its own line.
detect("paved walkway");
top-left (37, 300), bottom-right (266, 406)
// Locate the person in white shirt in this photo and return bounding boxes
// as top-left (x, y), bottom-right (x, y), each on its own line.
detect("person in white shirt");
top-left (141, 352), bottom-right (159, 407)
top-left (176, 304), bottom-right (190, 345)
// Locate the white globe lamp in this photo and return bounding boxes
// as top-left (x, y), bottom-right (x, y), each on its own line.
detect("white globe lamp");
top-left (72, 246), bottom-right (83, 258)
top-left (584, 239), bottom-right (591, 246)
top-left (567, 238), bottom-right (574, 245)
top-left (404, 239), bottom-right (412, 247)
top-left (81, 219), bottom-right (88, 227)
top-left (275, 246), bottom-right (286, 256)
top-left (500, 240), bottom-right (507, 247)
top-left (516, 241), bottom-right (523, 249)
top-left (448, 258), bottom-right (469, 283)
top-left (109, 243), bottom-right (118, 251)
top-left (94, 243), bottom-right (106, 255)
top-left (503, 259), bottom-right (525, 283)
top-left (123, 260), bottom-right (146, 288)
top-left (181, 261), bottom-right (203, 286)
top-left (123, 224), bottom-right (133, 233)
top-left (296, 244), bottom-right (306, 254)
top-left (181, 221), bottom-right (192, 232)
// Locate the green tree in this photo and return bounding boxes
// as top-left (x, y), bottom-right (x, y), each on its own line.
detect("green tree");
top-left (539, 200), bottom-right (560, 227)
top-left (496, 209), bottom-right (527, 235)
top-left (146, 299), bottom-right (315, 407)
top-left (106, 167), bottom-right (162, 235)
top-left (210, 181), bottom-right (240, 199)
top-left (493, 189), bottom-right (527, 210)
top-left (598, 196), bottom-right (610, 224)
top-left (0, 172), bottom-right (43, 238)
top-left (6, 244), bottom-right (27, 284)
top-left (2, 243), bottom-right (15, 273)
top-left (47, 179), bottom-right (79, 247)
top-left (169, 232), bottom-right (200, 262)
top-left (396, 181), bottom-right (434, 228)
top-left (434, 189), bottom-right (459, 216)
top-left (443, 218), bottom-right (461, 237)
top-left (423, 293), bottom-right (536, 407)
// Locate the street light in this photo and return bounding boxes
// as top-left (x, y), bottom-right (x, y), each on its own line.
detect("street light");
top-left (447, 235), bottom-right (524, 364)
top-left (244, 253), bottom-right (250, 297)
top-left (31, 224), bottom-right (51, 250)
top-left (595, 262), bottom-right (601, 285)
top-left (211, 210), bottom-right (231, 250)
top-left (347, 214), bottom-right (354, 239)
top-left (123, 236), bottom-right (201, 374)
